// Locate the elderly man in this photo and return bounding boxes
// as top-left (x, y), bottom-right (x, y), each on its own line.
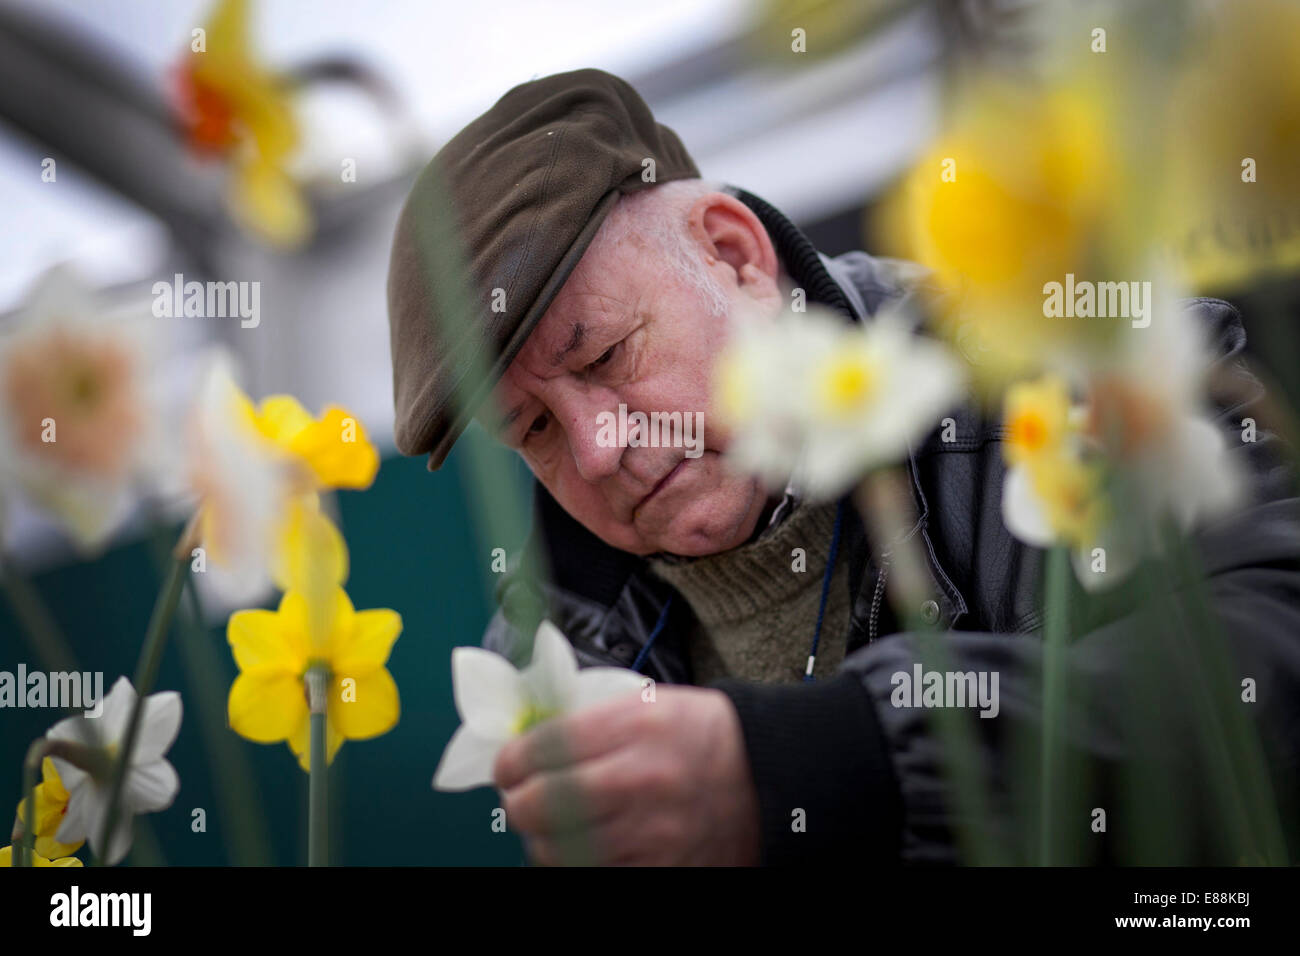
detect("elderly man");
top-left (388, 70), bottom-right (1300, 865)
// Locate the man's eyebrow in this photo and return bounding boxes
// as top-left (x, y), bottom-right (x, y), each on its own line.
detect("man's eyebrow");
top-left (499, 405), bottom-right (522, 439)
top-left (550, 321), bottom-right (585, 367)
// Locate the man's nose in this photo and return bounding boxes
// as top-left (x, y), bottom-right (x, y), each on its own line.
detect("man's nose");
top-left (552, 389), bottom-right (623, 483)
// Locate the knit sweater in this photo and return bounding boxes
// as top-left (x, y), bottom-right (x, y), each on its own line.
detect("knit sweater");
top-left (647, 500), bottom-right (852, 684)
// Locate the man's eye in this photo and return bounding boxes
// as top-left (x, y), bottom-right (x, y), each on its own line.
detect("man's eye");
top-left (586, 344), bottom-right (617, 373)
top-left (526, 413), bottom-right (549, 437)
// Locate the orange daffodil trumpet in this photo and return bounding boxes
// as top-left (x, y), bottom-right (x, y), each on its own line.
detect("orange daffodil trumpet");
top-left (176, 0), bottom-right (311, 247)
top-left (433, 621), bottom-right (646, 791)
top-left (713, 303), bottom-right (965, 501)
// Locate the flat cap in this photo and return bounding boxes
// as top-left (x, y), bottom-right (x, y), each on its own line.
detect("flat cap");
top-left (387, 68), bottom-right (700, 469)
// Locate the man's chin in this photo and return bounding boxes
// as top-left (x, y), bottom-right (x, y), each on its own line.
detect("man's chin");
top-left (629, 488), bottom-right (766, 558)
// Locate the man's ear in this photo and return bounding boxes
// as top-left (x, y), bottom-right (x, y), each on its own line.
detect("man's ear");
top-left (686, 193), bottom-right (780, 294)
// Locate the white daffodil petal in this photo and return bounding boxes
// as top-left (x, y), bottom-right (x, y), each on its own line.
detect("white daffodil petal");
top-left (451, 647), bottom-right (526, 738)
top-left (99, 677), bottom-right (137, 746)
top-left (571, 667), bottom-right (646, 712)
top-left (125, 759), bottom-right (180, 813)
top-left (1002, 466), bottom-right (1057, 548)
top-left (47, 711), bottom-right (103, 780)
top-left (84, 796), bottom-right (135, 867)
top-left (432, 723), bottom-right (504, 792)
top-left (1167, 415), bottom-right (1242, 528)
top-left (47, 754), bottom-right (88, 797)
top-left (134, 691), bottom-right (183, 764)
top-left (55, 783), bottom-right (93, 844)
top-left (523, 620), bottom-right (580, 712)
top-left (799, 428), bottom-right (876, 502)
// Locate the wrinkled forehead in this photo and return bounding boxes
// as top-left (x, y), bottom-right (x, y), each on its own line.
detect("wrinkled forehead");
top-left (472, 238), bottom-right (642, 429)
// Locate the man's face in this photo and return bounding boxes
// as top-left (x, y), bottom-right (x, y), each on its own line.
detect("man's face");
top-left (482, 194), bottom-right (784, 556)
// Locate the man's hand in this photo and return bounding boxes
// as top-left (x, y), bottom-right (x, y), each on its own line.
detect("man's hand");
top-left (494, 686), bottom-right (761, 865)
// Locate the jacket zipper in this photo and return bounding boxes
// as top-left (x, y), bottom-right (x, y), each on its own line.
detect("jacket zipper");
top-left (869, 558), bottom-right (890, 644)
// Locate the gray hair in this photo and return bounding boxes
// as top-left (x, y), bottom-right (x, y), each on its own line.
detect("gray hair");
top-left (587, 179), bottom-right (731, 317)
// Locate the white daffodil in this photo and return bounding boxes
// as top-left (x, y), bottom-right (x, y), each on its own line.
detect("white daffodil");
top-left (714, 304), bottom-right (966, 501)
top-left (46, 676), bottom-right (182, 865)
top-left (0, 267), bottom-right (172, 550)
top-left (433, 620), bottom-right (646, 792)
top-left (185, 354), bottom-right (297, 609)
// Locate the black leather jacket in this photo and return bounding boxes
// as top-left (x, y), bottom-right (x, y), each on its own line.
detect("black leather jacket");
top-left (483, 189), bottom-right (1300, 864)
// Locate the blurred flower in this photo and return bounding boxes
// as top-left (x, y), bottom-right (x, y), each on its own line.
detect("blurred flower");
top-left (1162, 0), bottom-right (1300, 291)
top-left (0, 846), bottom-right (82, 867)
top-left (748, 0), bottom-right (910, 62)
top-left (176, 0), bottom-right (311, 247)
top-left (1002, 376), bottom-right (1073, 470)
top-left (1001, 441), bottom-right (1108, 563)
top-left (0, 268), bottom-right (169, 550)
top-left (226, 586), bottom-right (402, 771)
top-left (714, 304), bottom-right (964, 501)
top-left (1083, 293), bottom-right (1242, 538)
top-left (882, 82), bottom-right (1125, 387)
top-left (186, 355), bottom-right (372, 606)
top-left (15, 757), bottom-right (83, 861)
top-left (1001, 296), bottom-right (1242, 590)
top-left (433, 620), bottom-right (645, 792)
top-left (47, 677), bottom-right (182, 866)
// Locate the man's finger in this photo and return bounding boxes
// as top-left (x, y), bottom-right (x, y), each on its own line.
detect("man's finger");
top-left (502, 750), bottom-right (637, 835)
top-left (493, 694), bottom-right (646, 789)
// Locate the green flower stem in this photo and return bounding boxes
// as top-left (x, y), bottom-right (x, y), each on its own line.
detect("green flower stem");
top-left (856, 469), bottom-right (1006, 865)
top-left (1154, 522), bottom-right (1287, 863)
top-left (95, 521), bottom-right (194, 865)
top-left (409, 168), bottom-right (552, 663)
top-left (177, 575), bottom-right (272, 866)
top-left (305, 666), bottom-right (329, 867)
top-left (1038, 546), bottom-right (1071, 865)
top-left (0, 548), bottom-right (78, 673)
top-left (12, 740), bottom-right (42, 868)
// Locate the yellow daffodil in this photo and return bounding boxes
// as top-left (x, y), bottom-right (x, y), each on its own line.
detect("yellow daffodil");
top-left (177, 0), bottom-right (311, 247)
top-left (1003, 376), bottom-right (1073, 469)
top-left (227, 587), bottom-right (402, 771)
top-left (882, 82), bottom-right (1123, 387)
top-left (187, 356), bottom-right (374, 607)
top-left (0, 846), bottom-right (83, 867)
top-left (15, 758), bottom-right (83, 861)
top-left (240, 392), bottom-right (380, 492)
top-left (1004, 453), bottom-right (1108, 551)
top-left (1001, 374), bottom-right (1104, 554)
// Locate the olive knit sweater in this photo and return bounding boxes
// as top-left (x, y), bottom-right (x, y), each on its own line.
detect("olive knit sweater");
top-left (647, 500), bottom-right (852, 684)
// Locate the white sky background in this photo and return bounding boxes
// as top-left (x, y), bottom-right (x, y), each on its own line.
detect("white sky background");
top-left (0, 0), bottom-right (748, 309)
